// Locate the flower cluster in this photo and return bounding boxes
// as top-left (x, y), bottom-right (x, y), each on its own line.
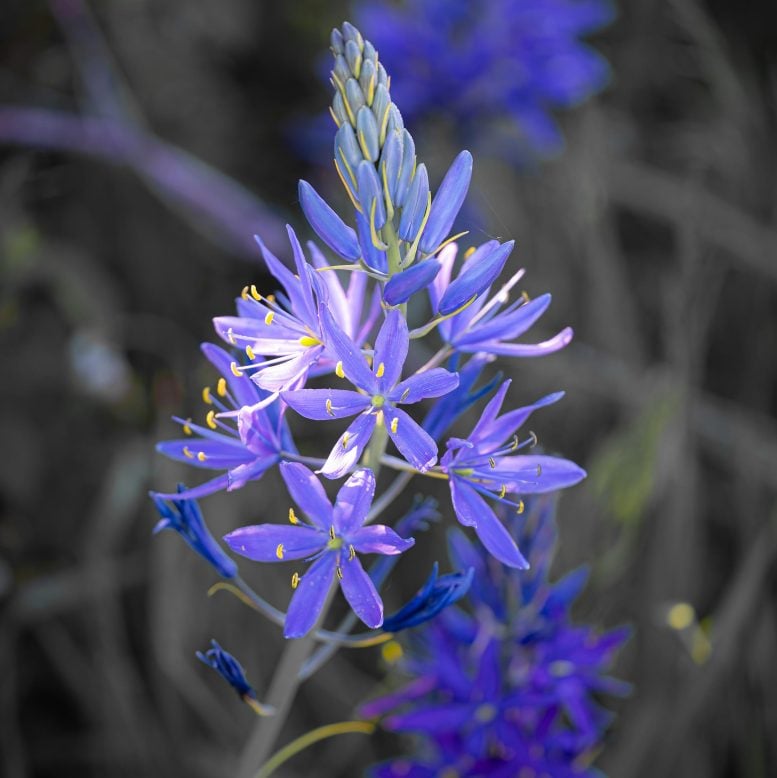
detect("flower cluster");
top-left (362, 497), bottom-right (630, 777)
top-left (354, 0), bottom-right (615, 159)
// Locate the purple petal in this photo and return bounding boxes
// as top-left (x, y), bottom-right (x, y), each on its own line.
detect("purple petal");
top-left (373, 309), bottom-right (408, 391)
top-left (419, 150), bottom-right (472, 254)
top-left (286, 227), bottom-right (317, 324)
top-left (319, 304), bottom-right (375, 390)
top-left (468, 380), bottom-right (511, 443)
top-left (320, 411), bottom-right (377, 479)
top-left (472, 391), bottom-right (564, 451)
top-left (153, 473), bottom-right (232, 500)
top-left (252, 348), bottom-right (320, 393)
top-left (200, 343), bottom-right (261, 408)
top-left (254, 236), bottom-right (314, 326)
top-left (299, 180), bottom-right (360, 260)
top-left (450, 479), bottom-right (529, 569)
top-left (428, 242), bottom-right (458, 314)
top-left (284, 553), bottom-right (336, 638)
top-left (333, 468), bottom-right (375, 535)
top-left (391, 368), bottom-right (459, 404)
top-left (348, 525), bottom-right (415, 555)
top-left (493, 455), bottom-right (586, 494)
top-left (279, 462), bottom-right (333, 528)
top-left (156, 438), bottom-right (250, 469)
top-left (471, 327), bottom-right (574, 357)
top-left (384, 702), bottom-right (476, 734)
top-left (384, 406), bottom-right (438, 472)
top-left (281, 388), bottom-right (369, 420)
top-left (454, 293), bottom-right (552, 347)
top-left (383, 259), bottom-right (441, 306)
top-left (223, 523), bottom-right (324, 562)
top-left (338, 554), bottom-right (383, 629)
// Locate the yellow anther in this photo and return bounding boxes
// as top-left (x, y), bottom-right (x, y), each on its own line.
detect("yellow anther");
top-left (230, 362), bottom-right (242, 377)
top-left (216, 378), bottom-right (227, 397)
top-left (291, 572), bottom-right (300, 589)
top-left (341, 88), bottom-right (356, 126)
top-left (521, 290), bottom-right (530, 304)
top-left (326, 399), bottom-right (334, 417)
top-left (206, 410), bottom-right (218, 430)
top-left (246, 345), bottom-right (256, 360)
top-left (299, 335), bottom-right (320, 347)
top-left (536, 463), bottom-right (542, 477)
top-left (250, 284), bottom-right (262, 301)
top-left (335, 361), bottom-right (345, 379)
top-left (367, 71), bottom-right (376, 105)
top-left (336, 566), bottom-right (343, 580)
top-left (227, 327), bottom-right (236, 345)
top-left (488, 456), bottom-right (496, 469)
top-left (376, 362), bottom-right (385, 378)
top-left (183, 418), bottom-right (193, 436)
top-left (342, 432), bottom-right (350, 449)
top-left (464, 246), bottom-right (476, 260)
top-left (289, 507), bottom-right (299, 525)
top-left (334, 158), bottom-right (362, 212)
top-left (328, 105), bottom-right (341, 127)
top-left (264, 311), bottom-right (275, 325)
top-left (516, 499), bottom-right (525, 514)
top-left (378, 102), bottom-right (391, 146)
top-left (241, 285), bottom-right (250, 301)
top-left (510, 435), bottom-right (520, 451)
top-left (369, 198), bottom-right (388, 250)
top-left (348, 544), bottom-right (356, 561)
top-left (202, 386), bottom-right (212, 405)
top-left (528, 430), bottom-right (538, 448)
top-left (400, 388), bottom-right (410, 402)
top-left (275, 543), bottom-right (284, 560)
top-left (329, 526), bottom-right (336, 540)
top-left (667, 602), bottom-right (695, 631)
top-left (387, 75), bottom-right (391, 91)
top-left (183, 446), bottom-right (194, 459)
top-left (380, 161), bottom-right (395, 220)
top-left (197, 451), bottom-right (207, 462)
top-left (266, 294), bottom-right (276, 304)
top-left (358, 128), bottom-right (371, 162)
top-left (433, 230), bottom-right (469, 256)
top-left (390, 416), bottom-right (399, 434)
top-left (381, 640), bottom-right (403, 664)
top-left (499, 484), bottom-right (507, 499)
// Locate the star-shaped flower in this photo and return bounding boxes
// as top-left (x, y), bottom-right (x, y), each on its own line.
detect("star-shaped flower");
top-left (223, 463), bottom-right (414, 638)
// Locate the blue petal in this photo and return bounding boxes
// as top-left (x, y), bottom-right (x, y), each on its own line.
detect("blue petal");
top-left (391, 368), bottom-right (459, 404)
top-left (355, 211), bottom-right (388, 273)
top-left (298, 180), bottom-right (360, 261)
top-left (348, 525), bottom-right (415, 555)
top-left (223, 523), bottom-right (324, 562)
top-left (397, 163), bottom-right (429, 242)
top-left (284, 553), bottom-right (336, 638)
top-left (320, 411), bottom-right (377, 479)
top-left (333, 468), bottom-right (375, 535)
top-left (281, 388), bottom-right (369, 420)
top-left (419, 150), bottom-right (472, 254)
top-left (356, 106), bottom-right (380, 162)
top-left (279, 462), bottom-right (333, 529)
top-left (383, 259), bottom-right (441, 306)
top-left (373, 309), bottom-right (408, 391)
top-left (338, 553), bottom-right (383, 629)
top-left (492, 454), bottom-right (586, 494)
top-left (356, 160), bottom-right (386, 228)
top-left (319, 304), bottom-right (375, 390)
top-left (384, 406), bottom-right (438, 472)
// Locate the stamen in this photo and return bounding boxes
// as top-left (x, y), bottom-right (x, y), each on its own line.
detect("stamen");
top-left (488, 456), bottom-right (496, 469)
top-left (241, 286), bottom-right (250, 301)
top-left (378, 103), bottom-right (391, 146)
top-left (400, 388), bottom-right (410, 402)
top-left (216, 378), bottom-right (227, 397)
top-left (326, 399), bottom-right (334, 417)
top-left (299, 336), bottom-right (320, 347)
top-left (335, 361), bottom-right (345, 379)
top-left (328, 105), bottom-right (341, 127)
top-left (275, 544), bottom-right (284, 560)
top-left (246, 345), bottom-right (256, 360)
top-left (206, 410), bottom-right (218, 430)
top-left (289, 507), bottom-right (299, 525)
top-left (390, 416), bottom-right (399, 434)
top-left (499, 484), bottom-right (507, 499)
top-left (367, 71), bottom-right (376, 105)
top-left (528, 430), bottom-right (538, 448)
top-left (227, 327), bottom-right (236, 345)
top-left (464, 246), bottom-right (476, 260)
top-left (342, 432), bottom-right (350, 449)
top-left (511, 435), bottom-right (520, 451)
top-left (264, 311), bottom-right (275, 325)
top-left (183, 418), bottom-right (193, 436)
top-left (516, 499), bottom-right (525, 514)
top-left (266, 294), bottom-right (276, 304)
top-left (183, 446), bottom-right (194, 459)
top-left (197, 451), bottom-right (207, 462)
top-left (348, 544), bottom-right (356, 561)
top-left (536, 463), bottom-right (542, 477)
top-left (329, 526), bottom-right (336, 540)
top-left (250, 285), bottom-right (262, 301)
top-left (376, 362), bottom-right (385, 378)
top-left (521, 290), bottom-right (530, 303)
top-left (291, 572), bottom-right (300, 589)
top-left (202, 386), bottom-right (212, 405)
top-left (336, 566), bottom-right (343, 580)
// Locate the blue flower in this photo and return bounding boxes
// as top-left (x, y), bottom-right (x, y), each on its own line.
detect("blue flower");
top-left (440, 380), bottom-right (586, 567)
top-left (155, 342), bottom-right (292, 500)
top-left (151, 486), bottom-right (237, 579)
top-left (223, 463), bottom-right (415, 638)
top-left (354, 0), bottom-right (614, 159)
top-left (196, 640), bottom-right (275, 716)
top-left (282, 307), bottom-right (459, 478)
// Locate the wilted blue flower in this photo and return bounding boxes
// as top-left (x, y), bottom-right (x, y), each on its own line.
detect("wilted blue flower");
top-left (383, 563), bottom-right (474, 633)
top-left (223, 463), bottom-right (414, 638)
top-left (431, 243), bottom-right (574, 358)
top-left (440, 380), bottom-right (586, 567)
top-left (196, 639), bottom-right (275, 716)
top-left (355, 0), bottom-right (614, 159)
top-left (362, 498), bottom-right (630, 777)
top-left (155, 343), bottom-right (293, 500)
top-left (283, 308), bottom-right (458, 478)
top-left (151, 487), bottom-right (237, 579)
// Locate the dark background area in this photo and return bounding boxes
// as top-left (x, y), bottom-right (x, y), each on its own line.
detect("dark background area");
top-left (1, 1), bottom-right (777, 776)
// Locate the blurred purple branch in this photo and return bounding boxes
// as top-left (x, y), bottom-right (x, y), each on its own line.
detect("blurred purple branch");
top-left (0, 107), bottom-right (286, 258)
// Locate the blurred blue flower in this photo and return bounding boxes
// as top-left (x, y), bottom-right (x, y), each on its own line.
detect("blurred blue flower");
top-left (362, 497), bottom-right (630, 777)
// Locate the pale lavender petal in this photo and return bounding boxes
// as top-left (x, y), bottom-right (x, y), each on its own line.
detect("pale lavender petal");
top-left (373, 309), bottom-right (408, 391)
top-left (320, 411), bottom-right (377, 479)
top-left (281, 388), bottom-right (369, 420)
top-left (308, 241), bottom-right (351, 332)
top-left (227, 455), bottom-right (277, 491)
top-left (319, 304), bottom-right (375, 390)
top-left (223, 523), bottom-right (324, 562)
top-left (473, 391), bottom-right (564, 451)
top-left (279, 462), bottom-right (333, 528)
top-left (348, 525), bottom-right (415, 555)
top-left (286, 226), bottom-right (317, 324)
top-left (493, 454), bottom-right (586, 493)
top-left (384, 406), bottom-right (438, 472)
top-left (333, 468), bottom-right (376, 535)
top-left (468, 380), bottom-right (511, 444)
top-left (157, 438), bottom-right (249, 469)
top-left (339, 554), bottom-right (383, 628)
top-left (284, 553), bottom-right (336, 638)
top-left (391, 368), bottom-right (459, 404)
top-left (252, 348), bottom-right (320, 392)
top-left (471, 327), bottom-right (574, 357)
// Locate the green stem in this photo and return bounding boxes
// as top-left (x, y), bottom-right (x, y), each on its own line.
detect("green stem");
top-left (383, 219), bottom-right (403, 276)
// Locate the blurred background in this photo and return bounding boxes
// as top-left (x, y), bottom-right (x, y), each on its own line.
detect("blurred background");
top-left (1, 0), bottom-right (776, 776)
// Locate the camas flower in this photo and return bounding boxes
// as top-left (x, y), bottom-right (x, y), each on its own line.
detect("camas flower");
top-left (223, 463), bottom-right (415, 638)
top-left (440, 380), bottom-right (585, 567)
top-left (212, 226), bottom-right (377, 395)
top-left (155, 343), bottom-right (293, 500)
top-left (283, 307), bottom-right (459, 479)
top-left (362, 497), bottom-right (630, 777)
top-left (355, 0), bottom-right (614, 159)
top-left (430, 242), bottom-right (573, 359)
